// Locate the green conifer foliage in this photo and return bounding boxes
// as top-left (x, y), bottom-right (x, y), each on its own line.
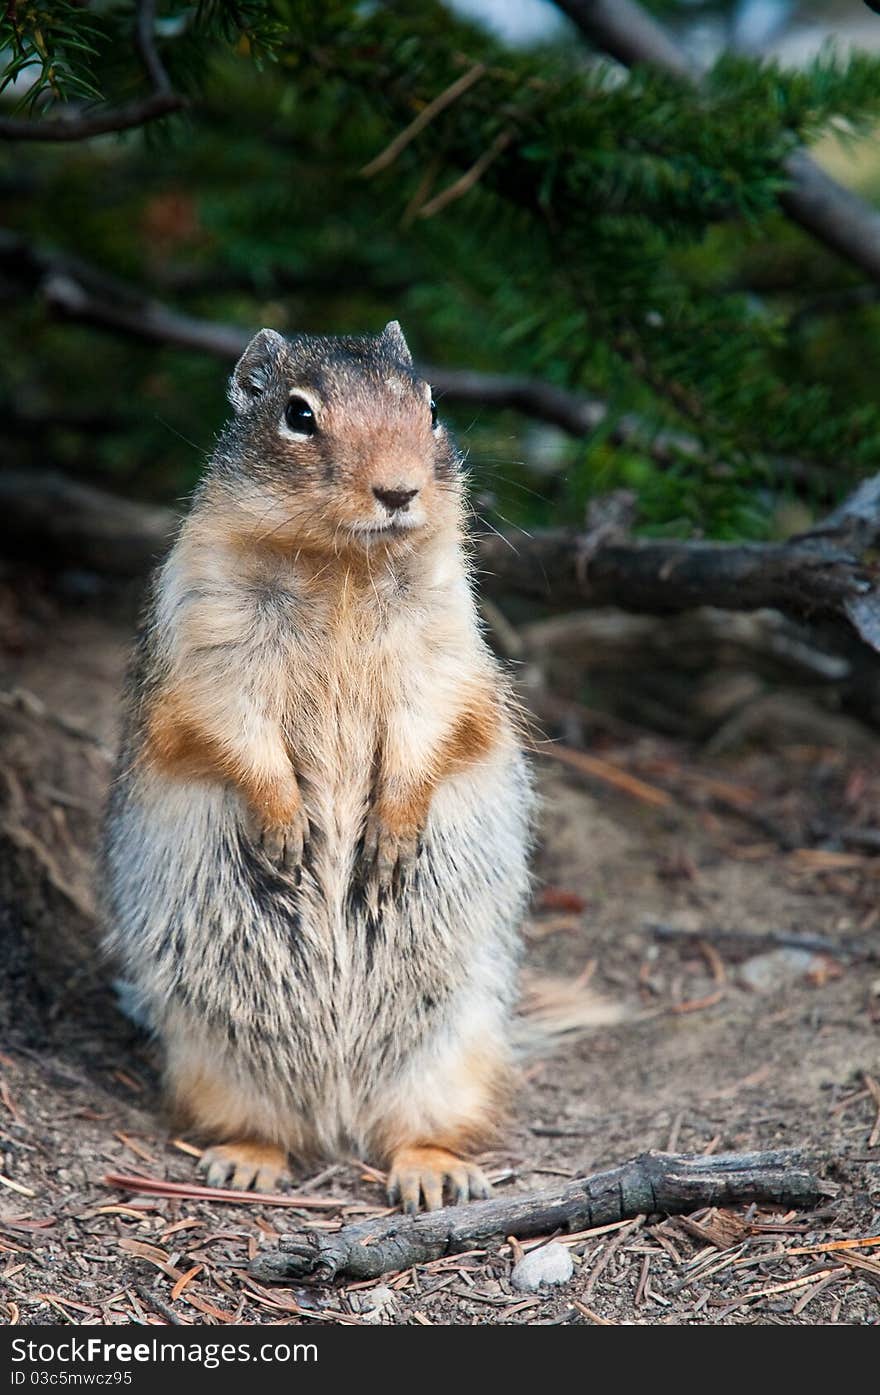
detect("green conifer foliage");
top-left (4, 1), bottom-right (880, 538)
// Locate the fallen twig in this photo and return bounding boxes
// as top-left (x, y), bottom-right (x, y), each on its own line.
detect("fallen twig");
top-left (133, 1282), bottom-right (189, 1325)
top-left (249, 1148), bottom-right (825, 1285)
top-left (535, 743), bottom-right (671, 807)
top-left (103, 1172), bottom-right (347, 1209)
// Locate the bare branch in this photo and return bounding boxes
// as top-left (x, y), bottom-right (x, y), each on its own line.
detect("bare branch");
top-left (42, 271), bottom-right (248, 358)
top-left (0, 471), bottom-right (178, 577)
top-left (779, 150), bottom-right (880, 287)
top-left (134, 0), bottom-right (172, 96)
top-left (477, 527), bottom-right (878, 632)
top-left (425, 365), bottom-right (605, 434)
top-left (556, 0), bottom-right (696, 78)
top-left (249, 1148), bottom-right (825, 1284)
top-left (556, 0), bottom-right (880, 286)
top-left (0, 91), bottom-right (183, 141)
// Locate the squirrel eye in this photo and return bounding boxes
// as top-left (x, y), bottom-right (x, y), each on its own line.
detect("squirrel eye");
top-left (430, 398), bottom-right (438, 428)
top-left (285, 396), bottom-right (316, 435)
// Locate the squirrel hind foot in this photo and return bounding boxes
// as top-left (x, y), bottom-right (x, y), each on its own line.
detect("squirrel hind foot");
top-left (197, 1140), bottom-right (289, 1193)
top-left (386, 1146), bottom-right (491, 1214)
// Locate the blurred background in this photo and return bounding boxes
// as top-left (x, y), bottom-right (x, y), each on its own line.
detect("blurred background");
top-left (5, 0), bottom-right (880, 543)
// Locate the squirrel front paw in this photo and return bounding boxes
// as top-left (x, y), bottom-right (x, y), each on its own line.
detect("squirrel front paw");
top-left (387, 1146), bottom-right (491, 1213)
top-left (198, 1140), bottom-right (289, 1193)
top-left (362, 810), bottom-right (421, 895)
top-left (249, 803), bottom-right (311, 873)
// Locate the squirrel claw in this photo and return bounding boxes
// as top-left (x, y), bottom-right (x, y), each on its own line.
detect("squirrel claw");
top-left (253, 806), bottom-right (311, 874)
top-left (386, 1146), bottom-right (491, 1213)
top-left (198, 1141), bottom-right (289, 1193)
top-left (362, 814), bottom-right (419, 896)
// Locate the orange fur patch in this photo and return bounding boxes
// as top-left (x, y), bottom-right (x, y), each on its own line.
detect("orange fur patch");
top-left (438, 691), bottom-right (501, 776)
top-left (245, 774), bottom-right (302, 830)
top-left (439, 1045), bottom-right (512, 1152)
top-left (372, 691), bottom-right (501, 841)
top-left (372, 781), bottom-right (434, 840)
top-left (143, 689), bottom-right (300, 825)
top-left (144, 691), bottom-right (235, 784)
top-left (167, 1057), bottom-right (253, 1143)
top-left (388, 1144), bottom-right (467, 1175)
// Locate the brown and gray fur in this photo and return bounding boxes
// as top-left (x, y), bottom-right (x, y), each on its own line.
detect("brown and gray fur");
top-left (101, 322), bottom-right (534, 1210)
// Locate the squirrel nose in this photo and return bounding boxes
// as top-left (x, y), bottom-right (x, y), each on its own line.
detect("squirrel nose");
top-left (373, 486), bottom-right (419, 513)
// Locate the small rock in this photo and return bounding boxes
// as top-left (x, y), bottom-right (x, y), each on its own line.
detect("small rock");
top-left (354, 1284), bottom-right (397, 1320)
top-left (737, 947), bottom-right (820, 994)
top-left (511, 1241), bottom-right (574, 1292)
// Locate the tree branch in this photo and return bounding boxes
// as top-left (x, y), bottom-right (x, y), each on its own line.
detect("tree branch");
top-left (249, 1148), bottom-right (825, 1284)
top-left (1, 232), bottom-right (834, 492)
top-left (134, 0), bottom-right (172, 97)
top-left (556, 0), bottom-right (880, 286)
top-left (0, 472), bottom-right (178, 577)
top-left (0, 91), bottom-right (184, 142)
top-left (557, 0), bottom-right (697, 78)
top-left (41, 270), bottom-right (248, 359)
top-left (40, 264), bottom-right (643, 443)
top-left (0, 0), bottom-right (184, 142)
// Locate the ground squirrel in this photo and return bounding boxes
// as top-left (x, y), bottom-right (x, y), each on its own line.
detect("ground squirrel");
top-left (101, 321), bottom-right (534, 1211)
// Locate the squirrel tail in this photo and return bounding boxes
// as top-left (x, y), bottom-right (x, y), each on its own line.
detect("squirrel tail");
top-left (512, 969), bottom-right (632, 1059)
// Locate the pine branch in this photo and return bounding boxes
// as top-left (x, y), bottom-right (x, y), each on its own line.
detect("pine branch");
top-left (1, 231), bottom-right (834, 494)
top-left (555, 0), bottom-right (880, 286)
top-left (0, 89), bottom-right (183, 141)
top-left (0, 0), bottom-right (184, 142)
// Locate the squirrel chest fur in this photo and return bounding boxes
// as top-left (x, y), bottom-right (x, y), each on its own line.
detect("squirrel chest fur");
top-left (101, 322), bottom-right (534, 1209)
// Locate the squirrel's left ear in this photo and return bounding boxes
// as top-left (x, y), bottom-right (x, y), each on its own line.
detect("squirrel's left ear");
top-left (380, 320), bottom-right (413, 367)
top-left (228, 328), bottom-right (287, 413)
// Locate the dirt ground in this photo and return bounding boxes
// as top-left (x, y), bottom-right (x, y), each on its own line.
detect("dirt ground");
top-left (1, 571), bottom-right (879, 1326)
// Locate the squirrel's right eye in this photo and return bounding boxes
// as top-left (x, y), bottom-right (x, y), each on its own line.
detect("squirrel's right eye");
top-left (285, 396), bottom-right (316, 435)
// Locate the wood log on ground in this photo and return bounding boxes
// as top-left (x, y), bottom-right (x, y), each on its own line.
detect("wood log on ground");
top-left (478, 530), bottom-right (880, 645)
top-left (249, 1148), bottom-right (825, 1284)
top-left (3, 470), bottom-right (880, 654)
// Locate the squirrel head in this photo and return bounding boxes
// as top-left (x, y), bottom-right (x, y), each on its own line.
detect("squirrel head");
top-left (214, 322), bottom-right (462, 557)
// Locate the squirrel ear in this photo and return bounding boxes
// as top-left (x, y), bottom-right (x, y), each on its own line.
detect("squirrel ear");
top-left (228, 328), bottom-right (287, 413)
top-left (380, 319), bottom-right (413, 367)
